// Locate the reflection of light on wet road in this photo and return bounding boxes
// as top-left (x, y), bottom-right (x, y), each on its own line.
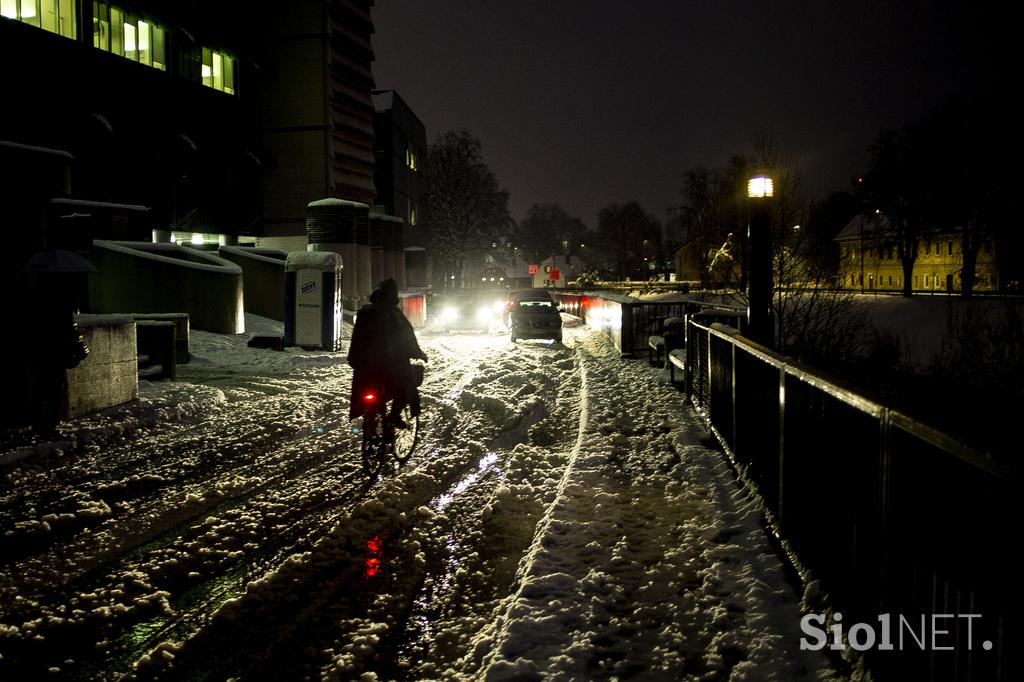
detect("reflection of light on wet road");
top-left (432, 451), bottom-right (500, 512)
top-left (403, 452), bottom-right (503, 662)
top-left (365, 535), bottom-right (382, 578)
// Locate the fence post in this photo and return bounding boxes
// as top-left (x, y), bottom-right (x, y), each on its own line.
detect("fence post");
top-left (878, 407), bottom-right (892, 618)
top-left (777, 364), bottom-right (787, 530)
top-left (684, 318), bottom-right (692, 400)
top-left (622, 302), bottom-right (633, 356)
top-left (731, 341), bottom-right (738, 457)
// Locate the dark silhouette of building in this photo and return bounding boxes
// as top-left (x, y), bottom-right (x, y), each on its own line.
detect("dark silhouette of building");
top-left (3, 0), bottom-right (380, 255)
top-left (1, 1), bottom-right (263, 246)
top-left (258, 0), bottom-right (377, 249)
top-left (372, 89), bottom-right (427, 287)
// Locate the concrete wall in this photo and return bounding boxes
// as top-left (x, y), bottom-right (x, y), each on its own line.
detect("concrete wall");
top-left (66, 315), bottom-right (138, 419)
top-left (219, 246), bottom-right (287, 321)
top-left (89, 241), bottom-right (244, 334)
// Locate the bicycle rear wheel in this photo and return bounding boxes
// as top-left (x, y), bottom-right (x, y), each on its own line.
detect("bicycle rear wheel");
top-left (361, 412), bottom-right (387, 477)
top-left (391, 405), bottom-right (419, 463)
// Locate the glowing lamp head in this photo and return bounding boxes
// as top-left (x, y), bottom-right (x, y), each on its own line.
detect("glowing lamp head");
top-left (362, 392), bottom-right (377, 403)
top-left (747, 176), bottom-right (774, 198)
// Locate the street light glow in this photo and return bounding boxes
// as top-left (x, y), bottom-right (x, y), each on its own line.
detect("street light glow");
top-left (747, 176), bottom-right (774, 198)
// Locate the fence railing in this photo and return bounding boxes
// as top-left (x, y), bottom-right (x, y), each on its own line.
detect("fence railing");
top-left (686, 320), bottom-right (1020, 682)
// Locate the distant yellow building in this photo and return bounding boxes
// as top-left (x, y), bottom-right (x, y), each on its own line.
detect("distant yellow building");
top-left (835, 215), bottom-right (998, 292)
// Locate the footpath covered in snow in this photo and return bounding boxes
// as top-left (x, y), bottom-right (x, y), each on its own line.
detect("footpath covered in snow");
top-left (0, 315), bottom-right (840, 680)
top-left (465, 331), bottom-right (838, 681)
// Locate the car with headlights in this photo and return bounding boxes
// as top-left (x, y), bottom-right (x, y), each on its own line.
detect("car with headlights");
top-left (506, 288), bottom-right (563, 343)
top-left (428, 291), bottom-right (507, 332)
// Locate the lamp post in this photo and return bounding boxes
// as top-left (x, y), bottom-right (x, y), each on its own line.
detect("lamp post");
top-left (747, 175), bottom-right (774, 347)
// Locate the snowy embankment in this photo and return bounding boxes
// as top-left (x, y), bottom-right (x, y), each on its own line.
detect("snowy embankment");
top-left (1, 314), bottom-right (839, 680)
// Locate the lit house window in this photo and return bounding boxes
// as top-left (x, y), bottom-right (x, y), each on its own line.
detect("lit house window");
top-left (3, 0), bottom-right (76, 39)
top-left (202, 47), bottom-right (236, 94)
top-left (93, 3), bottom-right (166, 71)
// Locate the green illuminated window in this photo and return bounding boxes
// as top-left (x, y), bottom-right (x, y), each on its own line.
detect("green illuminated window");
top-left (92, 1), bottom-right (109, 49)
top-left (202, 47), bottom-right (237, 94)
top-left (3, 0), bottom-right (75, 38)
top-left (93, 3), bottom-right (166, 72)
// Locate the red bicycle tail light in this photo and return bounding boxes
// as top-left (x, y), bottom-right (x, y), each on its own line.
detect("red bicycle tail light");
top-left (363, 392), bottom-right (376, 403)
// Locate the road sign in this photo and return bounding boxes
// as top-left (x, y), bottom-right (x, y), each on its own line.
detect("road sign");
top-left (528, 264), bottom-right (538, 275)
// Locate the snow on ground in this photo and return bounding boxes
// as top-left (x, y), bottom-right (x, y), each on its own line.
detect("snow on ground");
top-left (462, 331), bottom-right (838, 681)
top-left (1, 313), bottom-right (841, 680)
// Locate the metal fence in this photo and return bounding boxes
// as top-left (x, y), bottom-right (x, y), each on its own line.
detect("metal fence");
top-left (686, 320), bottom-right (1020, 682)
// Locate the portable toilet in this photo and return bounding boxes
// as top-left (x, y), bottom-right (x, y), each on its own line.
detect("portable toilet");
top-left (284, 251), bottom-right (343, 350)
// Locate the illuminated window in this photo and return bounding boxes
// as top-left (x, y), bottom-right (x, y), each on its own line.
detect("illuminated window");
top-left (152, 24), bottom-right (165, 70)
top-left (124, 21), bottom-right (135, 56)
top-left (93, 4), bottom-right (166, 71)
top-left (137, 19), bottom-right (150, 65)
top-left (3, 0), bottom-right (75, 37)
top-left (201, 47), bottom-right (236, 94)
top-left (110, 6), bottom-right (122, 54)
top-left (92, 1), bottom-right (109, 49)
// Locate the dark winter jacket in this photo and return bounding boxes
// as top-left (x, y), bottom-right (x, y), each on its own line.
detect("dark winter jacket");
top-left (347, 279), bottom-right (426, 416)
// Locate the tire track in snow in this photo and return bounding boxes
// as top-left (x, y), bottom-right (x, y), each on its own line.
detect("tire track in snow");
top-left (461, 341), bottom-right (592, 676)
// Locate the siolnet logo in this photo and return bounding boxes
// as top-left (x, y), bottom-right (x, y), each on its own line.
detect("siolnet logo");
top-left (800, 612), bottom-right (993, 652)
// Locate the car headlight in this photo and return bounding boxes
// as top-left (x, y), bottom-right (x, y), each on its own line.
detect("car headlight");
top-left (493, 300), bottom-right (505, 312)
top-left (441, 306), bottom-right (459, 323)
top-left (476, 305), bottom-right (493, 323)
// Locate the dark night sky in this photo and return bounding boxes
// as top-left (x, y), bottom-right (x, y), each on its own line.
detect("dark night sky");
top-left (371, 1), bottom-right (1000, 227)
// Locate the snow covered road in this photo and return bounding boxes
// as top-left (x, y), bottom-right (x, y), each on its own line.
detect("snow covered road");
top-left (1, 316), bottom-right (839, 680)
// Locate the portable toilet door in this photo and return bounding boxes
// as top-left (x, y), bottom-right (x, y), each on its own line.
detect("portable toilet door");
top-left (284, 251), bottom-right (343, 350)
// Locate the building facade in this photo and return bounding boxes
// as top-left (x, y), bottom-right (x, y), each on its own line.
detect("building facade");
top-left (2, 0), bottom-right (263, 245)
top-left (258, 0), bottom-right (377, 247)
top-left (835, 215), bottom-right (998, 293)
top-left (372, 89), bottom-right (426, 286)
top-left (371, 91), bottom-right (425, 239)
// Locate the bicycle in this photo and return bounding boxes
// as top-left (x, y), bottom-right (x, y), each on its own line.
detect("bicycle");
top-left (355, 382), bottom-right (420, 477)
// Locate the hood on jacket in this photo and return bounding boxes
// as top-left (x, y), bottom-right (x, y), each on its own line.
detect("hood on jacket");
top-left (369, 278), bottom-right (400, 306)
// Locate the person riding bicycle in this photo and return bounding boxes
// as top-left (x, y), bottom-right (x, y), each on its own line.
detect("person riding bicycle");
top-left (348, 278), bottom-right (427, 428)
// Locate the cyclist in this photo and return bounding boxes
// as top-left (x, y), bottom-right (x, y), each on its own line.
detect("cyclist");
top-left (348, 278), bottom-right (427, 428)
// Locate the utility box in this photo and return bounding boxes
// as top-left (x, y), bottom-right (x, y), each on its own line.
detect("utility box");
top-left (284, 251), bottom-right (343, 350)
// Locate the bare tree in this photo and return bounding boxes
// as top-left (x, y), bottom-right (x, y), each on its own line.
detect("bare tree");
top-left (593, 202), bottom-right (661, 280)
top-left (514, 204), bottom-right (587, 265)
top-left (424, 130), bottom-right (512, 289)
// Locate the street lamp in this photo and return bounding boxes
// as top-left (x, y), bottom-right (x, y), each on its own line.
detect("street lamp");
top-left (747, 174), bottom-right (774, 347)
top-left (747, 176), bottom-right (774, 198)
